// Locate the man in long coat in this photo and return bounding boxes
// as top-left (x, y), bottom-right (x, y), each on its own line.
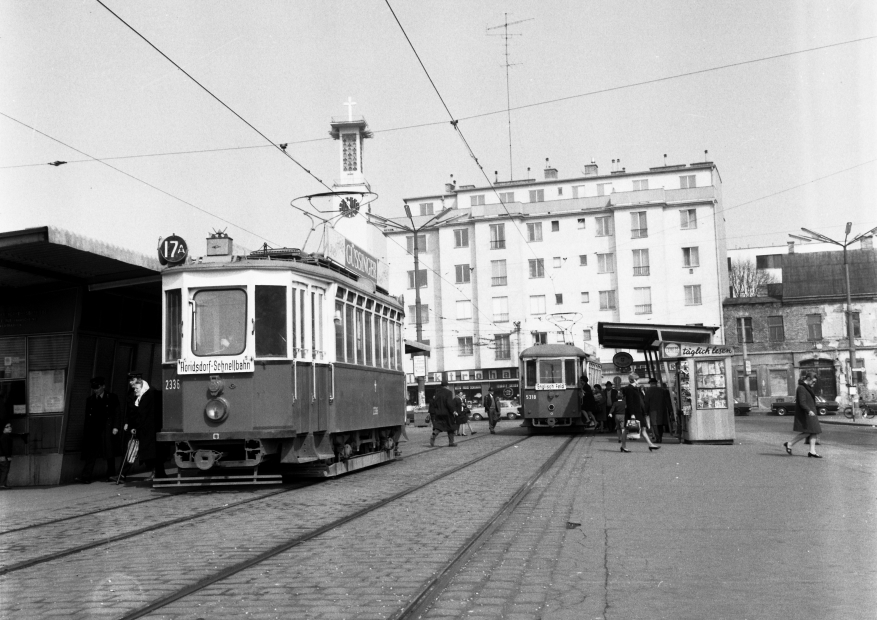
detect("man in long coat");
top-left (643, 377), bottom-right (666, 443)
top-left (429, 379), bottom-right (458, 447)
top-left (78, 376), bottom-right (120, 483)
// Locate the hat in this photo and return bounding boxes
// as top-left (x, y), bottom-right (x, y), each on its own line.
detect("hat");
top-left (605, 381), bottom-right (613, 388)
top-left (440, 378), bottom-right (449, 386)
top-left (648, 377), bottom-right (658, 384)
top-left (127, 371), bottom-right (143, 381)
top-left (90, 376), bottom-right (106, 389)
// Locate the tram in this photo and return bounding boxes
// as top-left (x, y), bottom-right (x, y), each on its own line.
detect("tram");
top-left (518, 344), bottom-right (603, 432)
top-left (155, 235), bottom-right (406, 485)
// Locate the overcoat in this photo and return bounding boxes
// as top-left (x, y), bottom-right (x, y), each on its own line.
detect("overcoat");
top-left (430, 387), bottom-right (457, 433)
top-left (621, 384), bottom-right (647, 425)
top-left (81, 391), bottom-right (120, 460)
top-left (793, 381), bottom-right (822, 434)
top-left (643, 386), bottom-right (667, 425)
top-left (578, 376), bottom-right (596, 412)
top-left (127, 384), bottom-right (162, 461)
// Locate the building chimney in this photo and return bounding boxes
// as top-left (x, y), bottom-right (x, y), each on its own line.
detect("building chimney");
top-left (583, 158), bottom-right (598, 177)
top-left (861, 235), bottom-right (874, 250)
top-left (544, 157), bottom-right (558, 180)
top-left (445, 173), bottom-right (456, 193)
top-left (663, 153), bottom-right (667, 167)
top-left (495, 170), bottom-right (499, 184)
top-left (527, 167), bottom-right (531, 179)
top-left (787, 241), bottom-right (795, 254)
top-left (704, 149), bottom-right (709, 162)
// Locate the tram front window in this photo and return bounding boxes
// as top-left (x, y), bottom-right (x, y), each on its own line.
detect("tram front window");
top-left (193, 289), bottom-right (247, 356)
top-left (539, 358), bottom-right (563, 383)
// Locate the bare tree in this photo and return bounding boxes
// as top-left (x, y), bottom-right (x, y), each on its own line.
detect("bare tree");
top-left (728, 259), bottom-right (777, 297)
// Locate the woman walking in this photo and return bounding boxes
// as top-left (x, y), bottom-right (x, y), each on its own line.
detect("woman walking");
top-left (783, 370), bottom-right (823, 458)
top-left (593, 384), bottom-right (607, 432)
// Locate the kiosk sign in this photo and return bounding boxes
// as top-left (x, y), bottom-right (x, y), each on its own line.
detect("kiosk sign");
top-left (661, 342), bottom-right (733, 358)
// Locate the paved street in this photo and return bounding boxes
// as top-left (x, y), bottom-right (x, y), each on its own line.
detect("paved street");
top-left (1, 416), bottom-right (875, 619)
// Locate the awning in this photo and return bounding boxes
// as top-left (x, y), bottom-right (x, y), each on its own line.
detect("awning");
top-left (404, 340), bottom-right (431, 355)
top-left (597, 322), bottom-right (718, 351)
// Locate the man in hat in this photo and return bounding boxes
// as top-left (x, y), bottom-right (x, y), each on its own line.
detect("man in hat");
top-left (77, 376), bottom-right (120, 483)
top-left (428, 379), bottom-right (458, 447)
top-left (484, 387), bottom-right (500, 434)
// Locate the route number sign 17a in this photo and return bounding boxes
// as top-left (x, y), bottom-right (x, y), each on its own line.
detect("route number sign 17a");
top-left (158, 235), bottom-right (189, 265)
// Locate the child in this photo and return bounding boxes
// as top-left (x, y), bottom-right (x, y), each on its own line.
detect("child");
top-left (609, 395), bottom-right (626, 446)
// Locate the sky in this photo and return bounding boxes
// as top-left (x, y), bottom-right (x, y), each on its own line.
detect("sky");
top-left (1, 0), bottom-right (875, 263)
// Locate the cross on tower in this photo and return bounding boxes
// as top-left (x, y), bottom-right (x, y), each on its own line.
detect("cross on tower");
top-left (343, 96), bottom-right (356, 121)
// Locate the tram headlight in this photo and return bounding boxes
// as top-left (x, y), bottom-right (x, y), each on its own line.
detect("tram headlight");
top-left (205, 397), bottom-right (229, 422)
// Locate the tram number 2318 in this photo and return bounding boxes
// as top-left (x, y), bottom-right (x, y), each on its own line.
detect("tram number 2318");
top-left (525, 394), bottom-right (536, 400)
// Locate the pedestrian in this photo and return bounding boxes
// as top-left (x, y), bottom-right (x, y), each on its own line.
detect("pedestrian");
top-left (126, 374), bottom-right (167, 480)
top-left (0, 422), bottom-right (29, 489)
top-left (661, 381), bottom-right (676, 437)
top-left (484, 387), bottom-right (500, 434)
top-left (605, 381), bottom-right (618, 433)
top-left (643, 377), bottom-right (666, 443)
top-left (455, 391), bottom-right (475, 436)
top-left (593, 384), bottom-right (607, 432)
top-left (428, 379), bottom-right (458, 447)
top-left (578, 373), bottom-right (598, 428)
top-left (609, 393), bottom-right (626, 445)
top-left (77, 376), bottom-right (121, 483)
top-left (621, 373), bottom-right (659, 451)
top-left (783, 370), bottom-right (823, 458)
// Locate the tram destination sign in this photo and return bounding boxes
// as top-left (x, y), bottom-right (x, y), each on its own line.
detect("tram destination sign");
top-left (536, 383), bottom-right (565, 390)
top-left (177, 357), bottom-right (254, 374)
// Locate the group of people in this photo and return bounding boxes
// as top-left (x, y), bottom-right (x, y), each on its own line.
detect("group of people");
top-left (76, 371), bottom-right (166, 484)
top-left (428, 380), bottom-right (500, 447)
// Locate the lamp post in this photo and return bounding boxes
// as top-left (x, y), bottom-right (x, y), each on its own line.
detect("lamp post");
top-left (791, 223), bottom-right (877, 417)
top-left (368, 204), bottom-right (452, 406)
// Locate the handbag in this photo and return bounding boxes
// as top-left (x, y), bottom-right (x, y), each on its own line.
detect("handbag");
top-left (625, 418), bottom-right (641, 439)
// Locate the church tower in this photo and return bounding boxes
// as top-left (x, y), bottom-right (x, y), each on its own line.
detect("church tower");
top-left (329, 97), bottom-right (376, 253)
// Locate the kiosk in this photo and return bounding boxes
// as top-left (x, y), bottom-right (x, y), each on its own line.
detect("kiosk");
top-left (659, 341), bottom-right (735, 444)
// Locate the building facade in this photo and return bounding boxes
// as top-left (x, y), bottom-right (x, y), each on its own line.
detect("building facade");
top-left (382, 158), bottom-right (728, 404)
top-left (723, 246), bottom-right (877, 409)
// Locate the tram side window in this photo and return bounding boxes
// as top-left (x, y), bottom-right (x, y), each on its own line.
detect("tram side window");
top-left (312, 290), bottom-right (324, 360)
top-left (564, 359), bottom-right (577, 387)
top-left (539, 358), bottom-right (563, 383)
top-left (335, 300), bottom-right (344, 361)
top-left (345, 304), bottom-right (355, 363)
top-left (365, 311), bottom-right (374, 366)
top-left (525, 359), bottom-right (537, 387)
top-left (356, 308), bottom-right (365, 363)
top-left (192, 289), bottom-right (246, 356)
top-left (165, 289), bottom-right (182, 361)
top-left (382, 317), bottom-right (389, 368)
top-left (298, 289), bottom-right (307, 357)
top-left (255, 285), bottom-right (287, 357)
top-left (395, 321), bottom-right (403, 370)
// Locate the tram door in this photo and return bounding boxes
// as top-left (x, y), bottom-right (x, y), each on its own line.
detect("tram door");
top-left (290, 284), bottom-right (328, 432)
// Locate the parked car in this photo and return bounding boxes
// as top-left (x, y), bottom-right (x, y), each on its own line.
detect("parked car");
top-left (771, 395), bottom-right (838, 416)
top-left (733, 398), bottom-right (752, 416)
top-left (469, 399), bottom-right (521, 421)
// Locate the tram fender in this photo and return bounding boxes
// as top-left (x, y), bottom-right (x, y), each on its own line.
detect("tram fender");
top-left (280, 432), bottom-right (335, 464)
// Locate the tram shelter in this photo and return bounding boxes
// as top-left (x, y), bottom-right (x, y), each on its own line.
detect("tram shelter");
top-left (597, 322), bottom-right (735, 444)
top-left (0, 226), bottom-right (162, 486)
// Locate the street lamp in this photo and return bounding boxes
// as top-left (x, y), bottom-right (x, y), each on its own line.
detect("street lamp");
top-left (367, 204), bottom-right (453, 406)
top-left (791, 222), bottom-right (877, 417)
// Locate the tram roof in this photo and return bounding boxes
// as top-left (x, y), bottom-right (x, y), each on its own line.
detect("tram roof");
top-left (597, 322), bottom-right (718, 351)
top-left (519, 344), bottom-right (588, 359)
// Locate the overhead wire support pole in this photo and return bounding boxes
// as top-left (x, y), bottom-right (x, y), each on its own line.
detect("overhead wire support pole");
top-left (487, 14), bottom-right (533, 181)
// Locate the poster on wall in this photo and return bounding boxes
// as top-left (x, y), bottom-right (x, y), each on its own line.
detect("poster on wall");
top-left (28, 369), bottom-right (66, 413)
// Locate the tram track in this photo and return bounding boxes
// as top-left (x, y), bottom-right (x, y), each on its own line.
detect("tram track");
top-left (0, 429), bottom-right (493, 577)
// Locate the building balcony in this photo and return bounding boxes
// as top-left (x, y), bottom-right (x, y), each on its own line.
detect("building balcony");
top-left (494, 313), bottom-right (509, 322)
top-left (491, 277), bottom-right (507, 286)
top-left (631, 228), bottom-right (648, 239)
top-left (490, 240), bottom-right (506, 250)
top-left (633, 266), bottom-right (650, 276)
top-left (635, 304), bottom-right (652, 314)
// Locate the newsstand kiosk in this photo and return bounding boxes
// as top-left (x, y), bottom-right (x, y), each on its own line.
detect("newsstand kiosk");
top-left (658, 341), bottom-right (735, 445)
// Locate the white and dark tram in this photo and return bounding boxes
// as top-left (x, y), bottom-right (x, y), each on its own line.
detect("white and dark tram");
top-left (156, 237), bottom-right (407, 485)
top-left (518, 344), bottom-right (603, 432)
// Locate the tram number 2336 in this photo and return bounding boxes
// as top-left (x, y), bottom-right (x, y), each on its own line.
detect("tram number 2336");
top-left (165, 379), bottom-right (181, 390)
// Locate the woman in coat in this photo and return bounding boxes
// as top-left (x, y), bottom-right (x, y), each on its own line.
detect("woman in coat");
top-left (127, 378), bottom-right (167, 478)
top-left (783, 370), bottom-right (823, 458)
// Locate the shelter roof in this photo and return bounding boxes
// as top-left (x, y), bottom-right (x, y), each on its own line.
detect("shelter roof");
top-left (597, 322), bottom-right (718, 351)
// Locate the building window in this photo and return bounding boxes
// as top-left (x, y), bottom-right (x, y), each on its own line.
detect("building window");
top-left (529, 258), bottom-right (545, 278)
top-left (682, 247), bottom-right (700, 267)
top-left (597, 183), bottom-right (611, 196)
top-left (495, 334), bottom-right (511, 360)
top-left (530, 295), bottom-right (546, 315)
top-left (599, 290), bottom-right (616, 310)
top-left (553, 257), bottom-right (562, 268)
top-left (458, 336), bottom-right (474, 356)
top-left (631, 211), bottom-right (648, 238)
top-left (583, 328), bottom-right (592, 341)
top-left (490, 223), bottom-right (506, 249)
top-left (529, 189), bottom-right (545, 203)
top-left (491, 260), bottom-right (507, 286)
top-left (406, 234), bottom-right (427, 253)
top-left (597, 253), bottom-right (615, 274)
top-left (848, 312), bottom-right (861, 339)
top-left (456, 300), bottom-right (472, 320)
top-left (471, 194), bottom-right (485, 206)
top-left (768, 316), bottom-right (785, 342)
top-left (632, 249), bottom-right (650, 276)
top-left (493, 297), bottom-right (509, 322)
top-left (455, 264), bottom-right (471, 284)
top-left (499, 191), bottom-right (514, 203)
top-left (807, 314), bottom-right (823, 341)
top-left (533, 332), bottom-right (547, 346)
top-left (736, 370), bottom-right (758, 397)
top-left (680, 209), bottom-right (697, 229)
top-left (596, 216), bottom-right (614, 236)
top-left (634, 287), bottom-right (652, 314)
top-left (454, 228), bottom-right (469, 248)
top-left (342, 134), bottom-right (358, 171)
top-left (581, 292), bottom-right (590, 303)
top-left (557, 187), bottom-right (563, 196)
top-left (680, 174), bottom-right (697, 189)
top-left (737, 317), bottom-right (753, 343)
top-left (684, 285), bottom-right (702, 306)
top-left (555, 294), bottom-right (563, 305)
top-left (419, 202), bottom-right (434, 216)
top-left (573, 185), bottom-right (586, 198)
top-left (408, 304), bottom-right (429, 324)
top-left (579, 255), bottom-right (587, 266)
top-left (407, 269), bottom-right (427, 289)
top-left (577, 218), bottom-right (586, 229)
top-left (527, 222), bottom-right (543, 242)
top-left (633, 179), bottom-right (649, 191)
top-left (551, 220), bottom-right (560, 232)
